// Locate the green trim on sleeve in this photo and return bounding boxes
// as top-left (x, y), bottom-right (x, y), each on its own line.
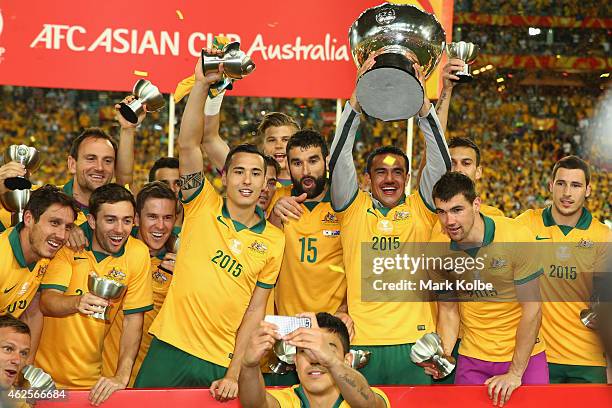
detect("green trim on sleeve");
top-left (179, 178), bottom-right (205, 204)
top-left (333, 188), bottom-right (359, 213)
top-left (418, 188), bottom-right (437, 213)
top-left (39, 284), bottom-right (68, 292)
top-left (124, 304), bottom-right (154, 315)
top-left (256, 281), bottom-right (275, 289)
top-left (514, 267), bottom-right (544, 285)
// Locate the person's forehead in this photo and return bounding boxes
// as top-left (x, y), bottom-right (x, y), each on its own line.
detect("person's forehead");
top-left (229, 152), bottom-right (265, 169)
top-left (142, 197), bottom-right (175, 213)
top-left (450, 146), bottom-right (477, 161)
top-left (554, 167), bottom-right (586, 183)
top-left (78, 137), bottom-right (115, 156)
top-left (372, 153), bottom-right (405, 169)
top-left (289, 145), bottom-right (323, 159)
top-left (264, 125), bottom-right (297, 139)
top-left (0, 327), bottom-right (30, 344)
top-left (40, 203), bottom-right (75, 221)
top-left (155, 167), bottom-right (179, 180)
top-left (435, 194), bottom-right (469, 208)
top-left (98, 201), bottom-right (134, 216)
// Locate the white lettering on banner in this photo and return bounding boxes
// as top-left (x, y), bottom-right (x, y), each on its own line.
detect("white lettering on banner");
top-left (29, 24), bottom-right (349, 62)
top-left (247, 33), bottom-right (349, 62)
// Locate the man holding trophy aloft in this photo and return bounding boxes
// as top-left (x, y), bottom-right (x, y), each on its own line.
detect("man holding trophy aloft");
top-left (330, 2), bottom-right (451, 385)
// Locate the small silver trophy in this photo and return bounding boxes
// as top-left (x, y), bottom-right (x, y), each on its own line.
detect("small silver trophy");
top-left (446, 41), bottom-right (479, 83)
top-left (349, 349), bottom-right (371, 369)
top-left (3, 145), bottom-right (41, 190)
top-left (580, 294), bottom-right (600, 329)
top-left (273, 340), bottom-right (297, 365)
top-left (119, 79), bottom-right (166, 124)
top-left (201, 41), bottom-right (256, 96)
top-left (349, 3), bottom-right (446, 121)
top-left (1, 189), bottom-right (31, 226)
top-left (410, 333), bottom-right (456, 378)
top-left (87, 272), bottom-right (127, 321)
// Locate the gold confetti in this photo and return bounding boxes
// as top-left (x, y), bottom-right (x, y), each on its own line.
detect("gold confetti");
top-left (133, 70), bottom-right (148, 77)
top-left (383, 155), bottom-right (396, 166)
top-left (176, 10), bottom-right (184, 20)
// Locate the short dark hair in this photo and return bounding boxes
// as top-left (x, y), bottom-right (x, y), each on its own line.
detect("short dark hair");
top-left (366, 146), bottom-right (410, 175)
top-left (264, 155), bottom-right (281, 176)
top-left (432, 171), bottom-right (477, 204)
top-left (0, 315), bottom-right (30, 336)
top-left (136, 182), bottom-right (177, 216)
top-left (89, 183), bottom-right (135, 218)
top-left (257, 112), bottom-right (299, 138)
top-left (448, 137), bottom-right (481, 166)
top-left (286, 130), bottom-right (329, 160)
top-left (222, 144), bottom-right (267, 175)
top-left (148, 157), bottom-right (179, 183)
top-left (69, 128), bottom-right (118, 160)
top-left (316, 312), bottom-right (350, 355)
top-left (552, 156), bottom-right (591, 185)
top-left (24, 185), bottom-right (78, 223)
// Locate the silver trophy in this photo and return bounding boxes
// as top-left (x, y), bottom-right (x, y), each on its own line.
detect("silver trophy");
top-left (349, 349), bottom-right (371, 369)
top-left (87, 272), bottom-right (127, 321)
top-left (0, 189), bottom-right (31, 226)
top-left (410, 333), bottom-right (456, 378)
top-left (273, 340), bottom-right (297, 365)
top-left (349, 3), bottom-right (446, 121)
top-left (446, 41), bottom-right (479, 83)
top-left (580, 294), bottom-right (600, 329)
top-left (201, 41), bottom-right (255, 96)
top-left (119, 79), bottom-right (166, 124)
top-left (3, 145), bottom-right (41, 190)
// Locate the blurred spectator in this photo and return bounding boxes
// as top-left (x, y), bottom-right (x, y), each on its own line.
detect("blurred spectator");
top-left (457, 0), bottom-right (610, 18)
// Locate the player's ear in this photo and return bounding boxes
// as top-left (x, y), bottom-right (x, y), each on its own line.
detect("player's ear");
top-left (344, 352), bottom-right (353, 367)
top-left (585, 184), bottom-right (591, 198)
top-left (87, 213), bottom-right (96, 230)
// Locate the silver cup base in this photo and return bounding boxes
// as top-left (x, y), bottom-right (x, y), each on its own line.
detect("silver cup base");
top-left (357, 68), bottom-right (424, 121)
top-left (91, 306), bottom-right (110, 321)
top-left (452, 73), bottom-right (474, 83)
top-left (4, 177), bottom-right (32, 190)
top-left (119, 101), bottom-right (143, 124)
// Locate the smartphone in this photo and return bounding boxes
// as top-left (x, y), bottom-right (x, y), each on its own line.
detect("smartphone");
top-left (264, 315), bottom-right (312, 337)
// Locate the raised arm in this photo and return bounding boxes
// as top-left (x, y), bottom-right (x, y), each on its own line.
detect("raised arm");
top-left (201, 93), bottom-right (231, 172)
top-left (329, 58), bottom-right (375, 212)
top-left (114, 95), bottom-right (146, 190)
top-left (178, 52), bottom-right (224, 201)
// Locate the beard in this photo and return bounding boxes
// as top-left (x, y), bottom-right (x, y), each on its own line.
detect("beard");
top-left (292, 173), bottom-right (327, 199)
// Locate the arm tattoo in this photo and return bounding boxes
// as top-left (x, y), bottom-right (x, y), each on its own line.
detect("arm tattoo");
top-left (435, 90), bottom-right (449, 113)
top-left (338, 373), bottom-right (371, 401)
top-left (179, 171), bottom-right (204, 191)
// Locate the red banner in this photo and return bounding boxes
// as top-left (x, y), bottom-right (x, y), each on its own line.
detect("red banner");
top-left (36, 385), bottom-right (612, 407)
top-left (0, 0), bottom-right (453, 99)
top-left (454, 12), bottom-right (612, 29)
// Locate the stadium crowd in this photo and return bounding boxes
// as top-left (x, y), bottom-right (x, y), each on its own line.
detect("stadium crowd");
top-left (454, 0), bottom-right (610, 17)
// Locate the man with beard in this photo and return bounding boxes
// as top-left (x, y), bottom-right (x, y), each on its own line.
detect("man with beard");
top-left (516, 156), bottom-right (611, 383)
top-left (239, 313), bottom-right (389, 408)
top-left (0, 185), bottom-right (77, 364)
top-left (329, 58), bottom-right (451, 385)
top-left (133, 54), bottom-right (284, 403)
top-left (428, 172), bottom-right (546, 407)
top-left (101, 181), bottom-right (179, 386)
top-left (35, 184), bottom-right (153, 406)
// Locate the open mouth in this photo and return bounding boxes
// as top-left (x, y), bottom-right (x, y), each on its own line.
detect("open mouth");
top-left (239, 189), bottom-right (253, 197)
top-left (88, 174), bottom-right (106, 183)
top-left (302, 178), bottom-right (315, 189)
top-left (47, 239), bottom-right (62, 251)
top-left (381, 186), bottom-right (397, 196)
top-left (109, 235), bottom-right (125, 246)
top-left (560, 199), bottom-right (574, 207)
top-left (273, 154), bottom-right (286, 162)
top-left (150, 232), bottom-right (166, 242)
top-left (4, 369), bottom-right (17, 380)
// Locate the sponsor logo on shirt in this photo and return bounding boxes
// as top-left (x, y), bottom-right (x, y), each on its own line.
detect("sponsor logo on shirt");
top-left (152, 269), bottom-right (169, 284)
top-left (490, 258), bottom-right (507, 268)
top-left (36, 264), bottom-right (48, 279)
top-left (229, 239), bottom-right (243, 255)
top-left (377, 219), bottom-right (393, 234)
top-left (17, 282), bottom-right (30, 297)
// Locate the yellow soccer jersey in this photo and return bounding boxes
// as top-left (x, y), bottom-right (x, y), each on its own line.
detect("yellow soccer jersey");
top-left (59, 179), bottom-right (93, 225)
top-left (429, 215), bottom-right (546, 362)
top-left (0, 207), bottom-right (12, 232)
top-left (337, 190), bottom-right (437, 346)
top-left (149, 179), bottom-right (285, 368)
top-left (35, 225), bottom-right (153, 389)
top-left (102, 253), bottom-right (173, 384)
top-left (270, 186), bottom-right (346, 316)
top-left (267, 384), bottom-right (390, 407)
top-left (0, 224), bottom-right (50, 318)
top-left (516, 207), bottom-right (610, 366)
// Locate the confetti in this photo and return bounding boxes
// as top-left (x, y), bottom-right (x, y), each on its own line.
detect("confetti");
top-left (133, 70), bottom-right (148, 77)
top-left (176, 10), bottom-right (184, 20)
top-left (383, 155), bottom-right (396, 166)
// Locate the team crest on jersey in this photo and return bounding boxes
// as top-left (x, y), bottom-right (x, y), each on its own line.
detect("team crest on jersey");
top-left (377, 219), bottom-right (393, 234)
top-left (393, 210), bottom-right (410, 221)
top-left (248, 240), bottom-right (268, 254)
top-left (229, 239), bottom-right (243, 255)
top-left (556, 246), bottom-right (571, 261)
top-left (36, 264), bottom-right (48, 279)
top-left (152, 269), bottom-right (169, 284)
top-left (17, 282), bottom-right (30, 297)
top-left (490, 258), bottom-right (507, 269)
top-left (576, 239), bottom-right (594, 249)
top-left (106, 267), bottom-right (127, 282)
top-left (321, 212), bottom-right (338, 224)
